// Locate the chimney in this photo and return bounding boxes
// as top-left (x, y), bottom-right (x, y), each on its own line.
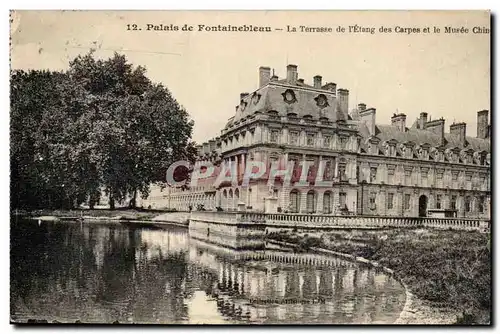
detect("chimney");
top-left (313, 75), bottom-right (322, 89)
top-left (358, 103), bottom-right (366, 112)
top-left (297, 78), bottom-right (304, 84)
top-left (240, 92), bottom-right (249, 100)
top-left (450, 122), bottom-right (467, 145)
top-left (477, 110), bottom-right (489, 139)
top-left (286, 64), bottom-right (298, 83)
top-left (424, 118), bottom-right (445, 145)
top-left (337, 89), bottom-right (349, 117)
top-left (259, 66), bottom-right (271, 87)
top-left (419, 112), bottom-right (428, 129)
top-left (270, 74), bottom-right (278, 81)
top-left (391, 113), bottom-right (407, 132)
top-left (322, 82), bottom-right (337, 92)
top-left (360, 108), bottom-right (376, 136)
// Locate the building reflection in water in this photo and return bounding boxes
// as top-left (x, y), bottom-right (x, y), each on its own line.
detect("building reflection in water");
top-left (10, 220), bottom-right (406, 324)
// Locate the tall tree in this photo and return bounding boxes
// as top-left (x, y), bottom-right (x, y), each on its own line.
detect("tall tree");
top-left (10, 52), bottom-right (197, 210)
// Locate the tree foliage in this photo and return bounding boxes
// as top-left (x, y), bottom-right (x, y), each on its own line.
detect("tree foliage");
top-left (11, 52), bottom-right (196, 210)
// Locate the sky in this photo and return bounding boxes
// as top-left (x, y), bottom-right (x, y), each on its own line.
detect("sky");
top-left (10, 10), bottom-right (490, 143)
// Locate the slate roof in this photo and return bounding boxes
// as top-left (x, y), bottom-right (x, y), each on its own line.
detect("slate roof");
top-left (358, 123), bottom-right (490, 152)
top-left (227, 82), bottom-right (348, 126)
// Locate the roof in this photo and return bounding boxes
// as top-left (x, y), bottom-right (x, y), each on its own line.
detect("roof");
top-left (358, 123), bottom-right (490, 152)
top-left (226, 82), bottom-right (348, 126)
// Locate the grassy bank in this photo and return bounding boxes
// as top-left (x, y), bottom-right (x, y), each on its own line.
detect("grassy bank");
top-left (266, 228), bottom-right (491, 324)
top-left (15, 208), bottom-right (177, 221)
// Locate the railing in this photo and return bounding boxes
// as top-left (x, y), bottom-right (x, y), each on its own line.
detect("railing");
top-left (190, 211), bottom-right (266, 224)
top-left (190, 211), bottom-right (490, 232)
top-left (264, 213), bottom-right (489, 231)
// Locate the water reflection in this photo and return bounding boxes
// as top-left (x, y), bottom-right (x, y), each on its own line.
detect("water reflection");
top-left (11, 220), bottom-right (406, 324)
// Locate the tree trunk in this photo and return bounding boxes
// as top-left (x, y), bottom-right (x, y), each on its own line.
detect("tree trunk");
top-left (129, 189), bottom-right (137, 209)
top-left (109, 193), bottom-right (115, 210)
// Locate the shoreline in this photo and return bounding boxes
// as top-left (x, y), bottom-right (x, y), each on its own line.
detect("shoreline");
top-left (25, 215), bottom-right (190, 229)
top-left (13, 209), bottom-right (190, 228)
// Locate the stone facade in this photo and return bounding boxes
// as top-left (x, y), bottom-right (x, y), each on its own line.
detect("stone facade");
top-left (158, 65), bottom-right (491, 219)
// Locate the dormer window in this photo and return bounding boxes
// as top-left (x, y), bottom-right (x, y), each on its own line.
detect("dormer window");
top-left (282, 89), bottom-right (297, 104)
top-left (303, 114), bottom-right (314, 123)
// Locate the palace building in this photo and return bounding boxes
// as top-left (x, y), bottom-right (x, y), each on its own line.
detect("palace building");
top-left (140, 65), bottom-right (491, 219)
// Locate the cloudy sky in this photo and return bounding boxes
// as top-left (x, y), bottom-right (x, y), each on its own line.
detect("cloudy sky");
top-left (11, 10), bottom-right (490, 143)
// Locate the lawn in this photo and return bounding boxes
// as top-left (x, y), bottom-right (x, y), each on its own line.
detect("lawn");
top-left (266, 228), bottom-right (491, 324)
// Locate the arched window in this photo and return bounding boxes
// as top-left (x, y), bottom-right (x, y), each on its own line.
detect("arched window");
top-left (465, 196), bottom-right (471, 212)
top-left (222, 189), bottom-right (228, 210)
top-left (478, 196), bottom-right (485, 213)
top-left (228, 189), bottom-right (233, 210)
top-left (306, 190), bottom-right (317, 213)
top-left (289, 190), bottom-right (300, 213)
top-left (323, 191), bottom-right (332, 214)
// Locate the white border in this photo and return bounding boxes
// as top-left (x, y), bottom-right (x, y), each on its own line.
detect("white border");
top-left (2, 2), bottom-right (498, 334)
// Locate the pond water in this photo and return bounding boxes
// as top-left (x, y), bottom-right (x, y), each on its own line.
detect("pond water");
top-left (10, 219), bottom-right (406, 324)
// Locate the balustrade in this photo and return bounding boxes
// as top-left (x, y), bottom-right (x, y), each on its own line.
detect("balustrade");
top-left (190, 211), bottom-right (489, 231)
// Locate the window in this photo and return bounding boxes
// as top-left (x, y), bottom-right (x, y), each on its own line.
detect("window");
top-left (290, 131), bottom-right (299, 145)
top-left (291, 157), bottom-right (301, 180)
top-left (323, 192), bottom-right (332, 214)
top-left (306, 191), bottom-right (316, 213)
top-left (340, 137), bottom-right (348, 149)
top-left (323, 136), bottom-right (331, 148)
top-left (339, 164), bottom-right (347, 182)
top-left (388, 169), bottom-right (395, 184)
top-left (450, 195), bottom-right (457, 210)
top-left (466, 173), bottom-right (472, 182)
top-left (324, 160), bottom-right (333, 180)
top-left (465, 197), bottom-right (471, 212)
top-left (452, 171), bottom-right (458, 181)
top-left (369, 192), bottom-right (377, 210)
top-left (479, 176), bottom-right (485, 189)
top-left (339, 192), bottom-right (347, 209)
top-left (478, 196), bottom-right (484, 213)
top-left (436, 195), bottom-right (442, 209)
top-left (289, 190), bottom-right (300, 213)
top-left (404, 194), bottom-right (411, 210)
top-left (405, 170), bottom-right (412, 185)
top-left (387, 193), bottom-right (394, 210)
top-left (248, 188), bottom-right (252, 206)
top-left (436, 173), bottom-right (443, 187)
top-left (370, 167), bottom-right (377, 183)
top-left (306, 133), bottom-right (315, 146)
top-left (421, 169), bottom-right (428, 186)
top-left (270, 129), bottom-right (280, 143)
top-left (307, 160), bottom-right (315, 178)
top-left (389, 145), bottom-right (396, 156)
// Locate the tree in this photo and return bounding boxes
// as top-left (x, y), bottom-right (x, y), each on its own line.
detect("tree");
top-left (10, 52), bottom-right (197, 210)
